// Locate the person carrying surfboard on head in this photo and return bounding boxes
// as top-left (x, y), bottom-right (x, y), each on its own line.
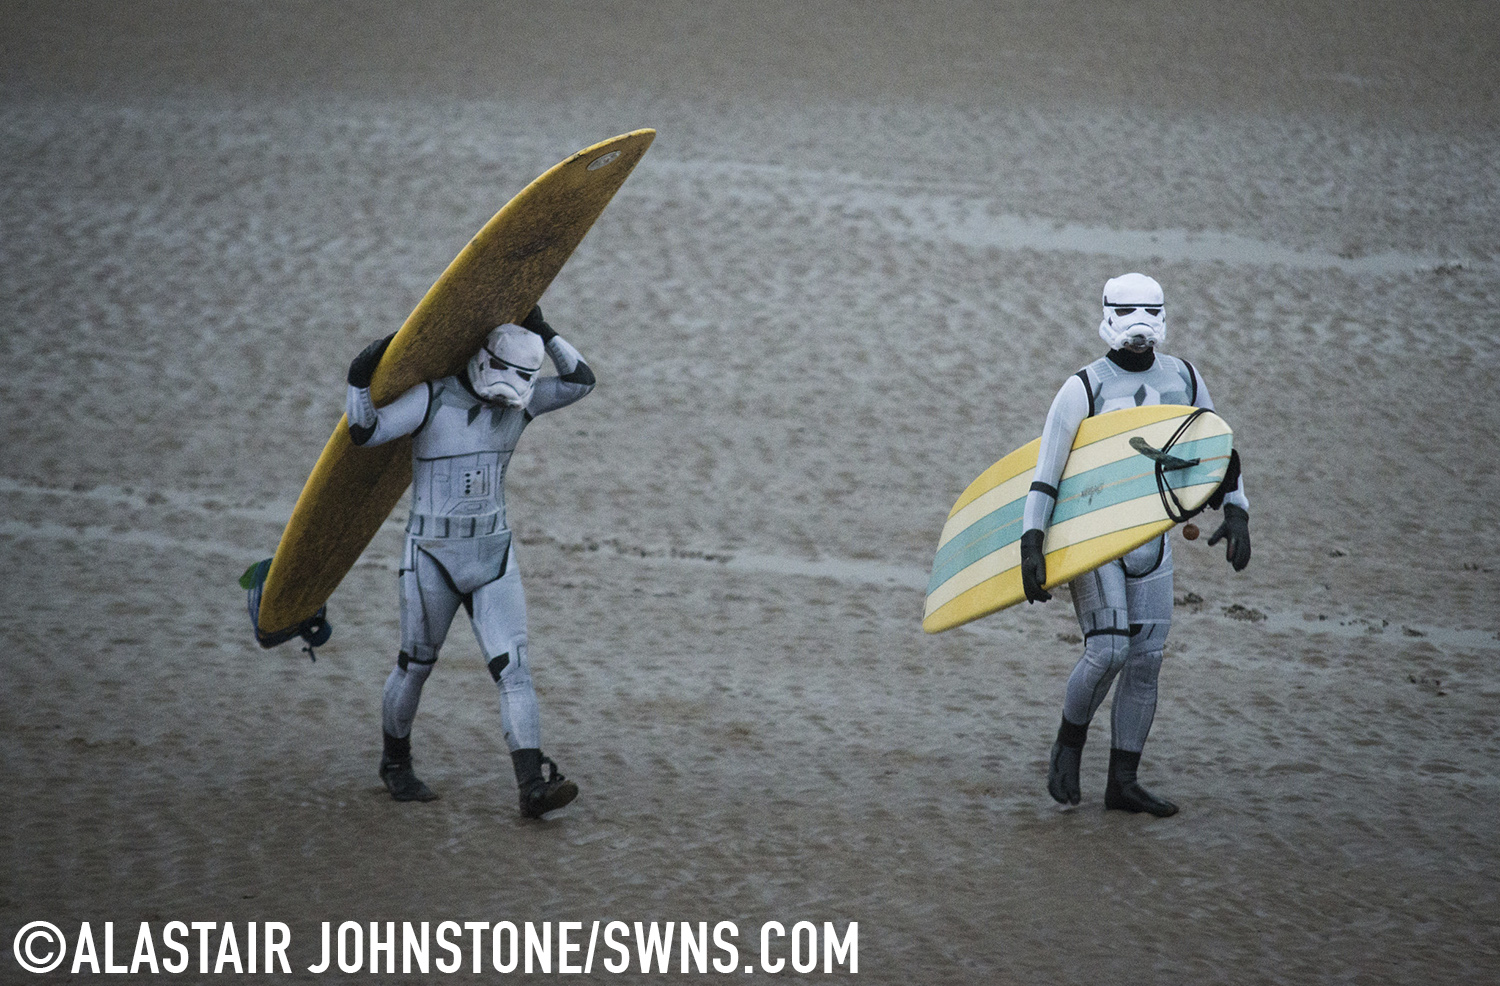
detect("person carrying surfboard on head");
top-left (1021, 273), bottom-right (1251, 817)
top-left (343, 304), bottom-right (594, 818)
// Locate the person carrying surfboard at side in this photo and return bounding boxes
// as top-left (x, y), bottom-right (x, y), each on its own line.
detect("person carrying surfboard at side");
top-left (343, 305), bottom-right (593, 818)
top-left (1021, 273), bottom-right (1251, 817)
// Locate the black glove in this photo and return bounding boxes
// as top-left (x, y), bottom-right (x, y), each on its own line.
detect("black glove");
top-left (347, 333), bottom-right (395, 388)
top-left (1207, 502), bottom-right (1252, 571)
top-left (1020, 529), bottom-right (1052, 603)
top-left (520, 305), bottom-right (556, 341)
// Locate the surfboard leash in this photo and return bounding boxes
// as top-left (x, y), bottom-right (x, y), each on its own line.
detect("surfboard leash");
top-left (1133, 407), bottom-right (1212, 524)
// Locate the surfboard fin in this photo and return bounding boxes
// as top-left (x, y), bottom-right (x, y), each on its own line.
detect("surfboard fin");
top-left (1128, 436), bottom-right (1200, 472)
top-left (241, 558), bottom-right (333, 659)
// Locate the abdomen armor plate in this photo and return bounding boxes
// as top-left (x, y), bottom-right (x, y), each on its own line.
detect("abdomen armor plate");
top-left (409, 377), bottom-right (530, 526)
top-left (412, 450), bottom-right (511, 519)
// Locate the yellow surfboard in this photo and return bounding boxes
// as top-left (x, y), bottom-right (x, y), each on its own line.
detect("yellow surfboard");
top-left (251, 130), bottom-right (655, 641)
top-left (923, 405), bottom-right (1233, 634)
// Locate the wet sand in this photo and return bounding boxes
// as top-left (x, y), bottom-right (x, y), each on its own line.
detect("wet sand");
top-left (3, 3), bottom-right (1498, 982)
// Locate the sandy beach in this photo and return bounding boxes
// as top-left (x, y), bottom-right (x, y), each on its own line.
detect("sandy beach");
top-left (3, 2), bottom-right (1498, 982)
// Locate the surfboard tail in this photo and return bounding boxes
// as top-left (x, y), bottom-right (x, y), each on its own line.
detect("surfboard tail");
top-left (241, 558), bottom-right (333, 657)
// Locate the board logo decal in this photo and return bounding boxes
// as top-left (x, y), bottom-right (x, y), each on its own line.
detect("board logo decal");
top-left (587, 150), bottom-right (623, 171)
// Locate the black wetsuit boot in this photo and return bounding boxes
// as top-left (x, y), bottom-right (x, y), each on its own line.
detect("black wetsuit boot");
top-left (379, 731), bottom-right (438, 802)
top-left (1104, 747), bottom-right (1178, 817)
top-left (512, 748), bottom-right (578, 819)
top-left (1047, 716), bottom-right (1088, 805)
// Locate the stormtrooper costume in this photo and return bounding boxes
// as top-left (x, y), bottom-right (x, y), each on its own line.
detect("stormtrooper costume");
top-left (343, 306), bottom-right (594, 818)
top-left (1020, 274), bottom-right (1251, 817)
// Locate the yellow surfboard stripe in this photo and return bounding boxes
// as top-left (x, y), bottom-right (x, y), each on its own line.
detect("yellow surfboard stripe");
top-left (924, 521), bottom-right (1172, 634)
top-left (948, 404), bottom-right (1203, 516)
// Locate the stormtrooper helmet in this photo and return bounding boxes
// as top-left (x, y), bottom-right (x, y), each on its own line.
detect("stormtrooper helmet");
top-left (468, 323), bottom-right (545, 407)
top-left (1098, 272), bottom-right (1166, 351)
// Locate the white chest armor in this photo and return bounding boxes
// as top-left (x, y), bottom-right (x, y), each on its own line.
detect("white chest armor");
top-left (1081, 353), bottom-right (1195, 415)
top-left (408, 376), bottom-right (530, 532)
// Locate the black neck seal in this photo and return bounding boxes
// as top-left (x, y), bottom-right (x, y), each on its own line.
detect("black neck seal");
top-left (1107, 347), bottom-right (1156, 372)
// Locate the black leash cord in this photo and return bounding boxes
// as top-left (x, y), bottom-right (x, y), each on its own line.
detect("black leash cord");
top-left (1153, 408), bottom-right (1211, 523)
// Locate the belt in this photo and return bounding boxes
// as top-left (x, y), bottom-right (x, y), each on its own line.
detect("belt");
top-left (406, 511), bottom-right (503, 538)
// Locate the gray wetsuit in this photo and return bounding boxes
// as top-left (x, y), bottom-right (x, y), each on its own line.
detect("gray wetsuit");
top-left (1023, 349), bottom-right (1249, 752)
top-left (345, 335), bottom-right (594, 752)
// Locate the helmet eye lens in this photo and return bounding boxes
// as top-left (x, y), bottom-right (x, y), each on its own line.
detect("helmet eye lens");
top-left (488, 353), bottom-right (535, 379)
top-left (1145, 307), bottom-right (1161, 316)
top-left (1112, 306), bottom-right (1163, 317)
top-left (1114, 307), bottom-right (1136, 316)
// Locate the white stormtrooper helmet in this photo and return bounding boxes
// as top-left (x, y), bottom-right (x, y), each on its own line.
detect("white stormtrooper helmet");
top-left (467, 323), bottom-right (545, 407)
top-left (1098, 272), bottom-right (1166, 351)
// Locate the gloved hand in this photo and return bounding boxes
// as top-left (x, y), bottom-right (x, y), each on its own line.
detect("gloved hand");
top-left (520, 305), bottom-right (557, 341)
top-left (1020, 529), bottom-right (1052, 603)
top-left (347, 333), bottom-right (395, 388)
top-left (1207, 502), bottom-right (1252, 571)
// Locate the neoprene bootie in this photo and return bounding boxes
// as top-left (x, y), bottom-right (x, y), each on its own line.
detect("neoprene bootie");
top-left (513, 749), bottom-right (578, 819)
top-left (1103, 747), bottom-right (1177, 817)
top-left (380, 731), bottom-right (439, 802)
top-left (1047, 716), bottom-right (1088, 805)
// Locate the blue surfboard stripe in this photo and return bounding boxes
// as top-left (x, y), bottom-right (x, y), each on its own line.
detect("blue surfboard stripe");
top-left (928, 434), bottom-right (1232, 595)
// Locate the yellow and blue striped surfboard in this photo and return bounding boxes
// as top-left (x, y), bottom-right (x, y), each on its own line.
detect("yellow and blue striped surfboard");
top-left (923, 405), bottom-right (1233, 633)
